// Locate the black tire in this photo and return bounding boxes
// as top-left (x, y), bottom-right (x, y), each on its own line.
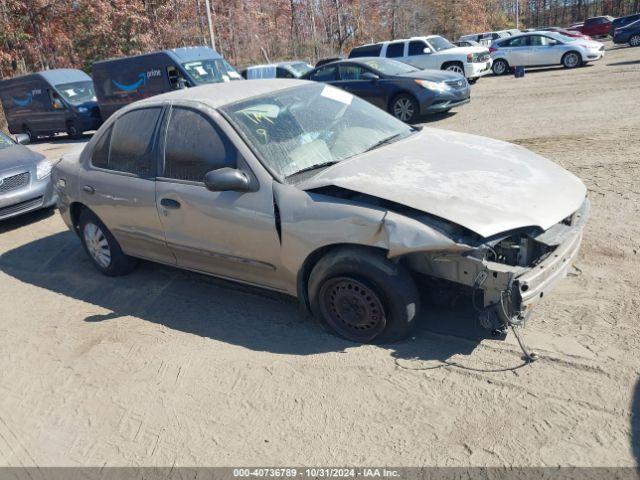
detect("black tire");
top-left (468, 78), bottom-right (478, 85)
top-left (630, 35), bottom-right (640, 47)
top-left (78, 209), bottom-right (138, 276)
top-left (24, 124), bottom-right (35, 142)
top-left (562, 51), bottom-right (582, 69)
top-left (66, 122), bottom-right (81, 139)
top-left (492, 59), bottom-right (509, 76)
top-left (390, 93), bottom-right (419, 123)
top-left (308, 247), bottom-right (420, 344)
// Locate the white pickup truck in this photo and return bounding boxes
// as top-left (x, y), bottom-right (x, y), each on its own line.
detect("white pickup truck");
top-left (348, 35), bottom-right (492, 83)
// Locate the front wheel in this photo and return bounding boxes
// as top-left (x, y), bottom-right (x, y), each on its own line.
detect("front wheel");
top-left (443, 62), bottom-right (465, 76)
top-left (562, 51), bottom-right (582, 69)
top-left (67, 122), bottom-right (81, 139)
top-left (78, 209), bottom-right (138, 276)
top-left (492, 59), bottom-right (509, 75)
top-left (630, 35), bottom-right (640, 47)
top-left (390, 94), bottom-right (419, 123)
top-left (308, 248), bottom-right (420, 343)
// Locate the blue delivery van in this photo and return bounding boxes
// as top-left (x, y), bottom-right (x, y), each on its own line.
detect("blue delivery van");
top-left (92, 46), bottom-right (242, 119)
top-left (0, 69), bottom-right (101, 140)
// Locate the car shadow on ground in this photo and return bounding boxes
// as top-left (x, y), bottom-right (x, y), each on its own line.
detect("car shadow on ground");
top-left (607, 59), bottom-right (640, 66)
top-left (0, 207), bottom-right (55, 234)
top-left (28, 132), bottom-right (94, 144)
top-left (0, 231), bottom-right (521, 369)
top-left (414, 111), bottom-right (457, 124)
top-left (633, 378), bottom-right (640, 466)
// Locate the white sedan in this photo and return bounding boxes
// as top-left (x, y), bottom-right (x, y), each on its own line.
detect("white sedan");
top-left (490, 31), bottom-right (605, 75)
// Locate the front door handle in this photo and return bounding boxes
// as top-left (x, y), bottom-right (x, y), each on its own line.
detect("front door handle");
top-left (82, 185), bottom-right (95, 194)
top-left (160, 198), bottom-right (181, 209)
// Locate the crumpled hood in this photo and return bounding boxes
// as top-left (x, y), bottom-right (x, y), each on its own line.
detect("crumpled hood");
top-left (298, 128), bottom-right (587, 238)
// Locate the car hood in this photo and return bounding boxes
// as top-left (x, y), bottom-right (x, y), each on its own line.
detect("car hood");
top-left (397, 69), bottom-right (464, 82)
top-left (297, 128), bottom-right (587, 238)
top-left (0, 144), bottom-right (44, 172)
top-left (435, 45), bottom-right (487, 55)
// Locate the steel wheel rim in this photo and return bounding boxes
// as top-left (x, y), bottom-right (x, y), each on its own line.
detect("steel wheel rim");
top-left (447, 65), bottom-right (464, 74)
top-left (565, 53), bottom-right (579, 67)
top-left (631, 35), bottom-right (640, 46)
top-left (393, 98), bottom-right (414, 122)
top-left (319, 277), bottom-right (387, 342)
top-left (494, 61), bottom-right (506, 75)
top-left (84, 222), bottom-right (111, 268)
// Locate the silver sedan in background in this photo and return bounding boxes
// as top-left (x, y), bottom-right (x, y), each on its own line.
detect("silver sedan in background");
top-left (0, 131), bottom-right (56, 220)
top-left (490, 31), bottom-right (605, 75)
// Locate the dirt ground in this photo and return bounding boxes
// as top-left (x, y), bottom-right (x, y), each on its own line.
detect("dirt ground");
top-left (1, 42), bottom-right (639, 468)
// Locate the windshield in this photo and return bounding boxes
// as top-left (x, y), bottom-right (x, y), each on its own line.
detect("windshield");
top-left (360, 58), bottom-right (418, 75)
top-left (426, 36), bottom-right (456, 52)
top-left (182, 59), bottom-right (242, 84)
top-left (287, 62), bottom-right (313, 77)
top-left (0, 131), bottom-right (15, 150)
top-left (221, 83), bottom-right (414, 180)
top-left (55, 81), bottom-right (96, 106)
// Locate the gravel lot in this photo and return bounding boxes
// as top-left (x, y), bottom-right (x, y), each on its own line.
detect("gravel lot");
top-left (1, 42), bottom-right (639, 467)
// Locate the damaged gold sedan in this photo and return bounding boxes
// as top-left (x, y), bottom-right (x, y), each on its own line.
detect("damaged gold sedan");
top-left (53, 80), bottom-right (588, 353)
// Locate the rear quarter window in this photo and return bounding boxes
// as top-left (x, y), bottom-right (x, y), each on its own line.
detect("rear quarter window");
top-left (349, 44), bottom-right (382, 58)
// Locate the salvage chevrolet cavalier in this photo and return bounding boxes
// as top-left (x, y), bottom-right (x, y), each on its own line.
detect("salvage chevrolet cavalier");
top-left (53, 80), bottom-right (589, 347)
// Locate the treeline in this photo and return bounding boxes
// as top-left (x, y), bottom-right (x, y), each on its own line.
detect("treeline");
top-left (1, 0), bottom-right (639, 78)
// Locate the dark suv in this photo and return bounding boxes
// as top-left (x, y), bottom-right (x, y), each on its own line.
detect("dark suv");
top-left (611, 13), bottom-right (640, 35)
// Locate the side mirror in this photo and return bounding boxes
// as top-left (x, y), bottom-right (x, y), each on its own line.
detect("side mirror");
top-left (423, 47), bottom-right (432, 54)
top-left (361, 72), bottom-right (379, 81)
top-left (204, 167), bottom-right (251, 192)
top-left (14, 133), bottom-right (30, 145)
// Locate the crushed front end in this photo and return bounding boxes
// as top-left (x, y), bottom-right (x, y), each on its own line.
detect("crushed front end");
top-left (407, 199), bottom-right (590, 333)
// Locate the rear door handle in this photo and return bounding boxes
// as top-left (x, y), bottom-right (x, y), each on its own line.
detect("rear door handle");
top-left (82, 185), bottom-right (95, 194)
top-left (160, 198), bottom-right (181, 209)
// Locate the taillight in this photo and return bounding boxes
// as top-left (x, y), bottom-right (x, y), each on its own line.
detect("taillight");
top-left (489, 46), bottom-right (497, 53)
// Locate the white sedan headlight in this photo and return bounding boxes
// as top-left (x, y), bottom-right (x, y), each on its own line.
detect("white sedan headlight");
top-left (36, 159), bottom-right (52, 180)
top-left (415, 80), bottom-right (450, 93)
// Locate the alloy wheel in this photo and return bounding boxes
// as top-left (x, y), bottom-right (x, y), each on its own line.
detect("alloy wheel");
top-left (83, 222), bottom-right (111, 268)
top-left (564, 52), bottom-right (580, 68)
top-left (631, 35), bottom-right (640, 47)
top-left (493, 60), bottom-right (507, 75)
top-left (319, 277), bottom-right (387, 342)
top-left (393, 97), bottom-right (415, 122)
top-left (446, 65), bottom-right (464, 75)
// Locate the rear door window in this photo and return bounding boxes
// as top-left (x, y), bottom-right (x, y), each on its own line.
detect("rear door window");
top-left (163, 107), bottom-right (237, 182)
top-left (309, 65), bottom-right (338, 81)
top-left (95, 107), bottom-right (162, 176)
top-left (385, 42), bottom-right (405, 58)
top-left (338, 65), bottom-right (368, 80)
top-left (507, 36), bottom-right (529, 47)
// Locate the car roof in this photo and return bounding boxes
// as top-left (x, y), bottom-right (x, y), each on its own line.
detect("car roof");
top-left (130, 79), bottom-right (310, 110)
top-left (352, 35), bottom-right (441, 48)
top-left (94, 46), bottom-right (222, 66)
top-left (0, 68), bottom-right (91, 86)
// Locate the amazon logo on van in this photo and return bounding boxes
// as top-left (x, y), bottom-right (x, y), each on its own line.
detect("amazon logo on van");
top-left (111, 69), bottom-right (162, 93)
top-left (12, 88), bottom-right (42, 107)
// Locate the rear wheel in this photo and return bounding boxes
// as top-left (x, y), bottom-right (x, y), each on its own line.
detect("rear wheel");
top-left (23, 125), bottom-right (35, 142)
top-left (66, 122), bottom-right (81, 139)
top-left (308, 247), bottom-right (420, 343)
top-left (78, 209), bottom-right (138, 276)
top-left (562, 51), bottom-right (582, 68)
top-left (390, 94), bottom-right (419, 123)
top-left (492, 59), bottom-right (509, 75)
top-left (630, 35), bottom-right (640, 47)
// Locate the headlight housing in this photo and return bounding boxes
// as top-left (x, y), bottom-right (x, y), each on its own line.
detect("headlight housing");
top-left (36, 159), bottom-right (52, 180)
top-left (415, 79), bottom-right (450, 93)
top-left (77, 106), bottom-right (89, 113)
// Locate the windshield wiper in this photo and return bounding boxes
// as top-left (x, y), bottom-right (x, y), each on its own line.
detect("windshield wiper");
top-left (364, 132), bottom-right (406, 153)
top-left (287, 160), bottom-right (341, 178)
